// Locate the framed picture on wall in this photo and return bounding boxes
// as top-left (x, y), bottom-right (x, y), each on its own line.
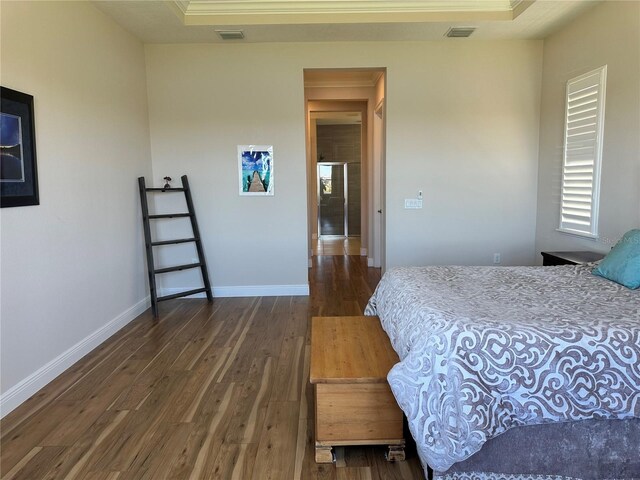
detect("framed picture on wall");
top-left (238, 145), bottom-right (273, 196)
top-left (1, 87), bottom-right (39, 207)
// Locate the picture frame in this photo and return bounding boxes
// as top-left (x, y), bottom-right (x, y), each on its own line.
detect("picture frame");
top-left (1, 87), bottom-right (39, 207)
top-left (238, 145), bottom-right (273, 196)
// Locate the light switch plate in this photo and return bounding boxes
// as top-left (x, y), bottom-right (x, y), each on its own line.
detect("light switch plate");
top-left (404, 199), bottom-right (423, 209)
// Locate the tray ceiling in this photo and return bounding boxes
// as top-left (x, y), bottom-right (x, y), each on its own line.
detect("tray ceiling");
top-left (91, 0), bottom-right (600, 43)
top-left (172, 0), bottom-right (531, 25)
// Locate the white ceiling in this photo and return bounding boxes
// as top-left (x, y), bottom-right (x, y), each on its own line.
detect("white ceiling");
top-left (92, 0), bottom-right (600, 43)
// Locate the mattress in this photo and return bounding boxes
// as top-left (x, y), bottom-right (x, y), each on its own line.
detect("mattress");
top-left (364, 264), bottom-right (640, 473)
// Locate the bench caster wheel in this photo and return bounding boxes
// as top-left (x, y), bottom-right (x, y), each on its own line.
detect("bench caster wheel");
top-left (386, 445), bottom-right (406, 462)
top-left (315, 445), bottom-right (334, 463)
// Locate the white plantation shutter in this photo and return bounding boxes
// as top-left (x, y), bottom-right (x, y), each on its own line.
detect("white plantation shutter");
top-left (559, 66), bottom-right (607, 238)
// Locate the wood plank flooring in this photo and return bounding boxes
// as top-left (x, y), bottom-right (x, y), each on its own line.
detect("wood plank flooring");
top-left (312, 237), bottom-right (361, 256)
top-left (0, 255), bottom-right (425, 479)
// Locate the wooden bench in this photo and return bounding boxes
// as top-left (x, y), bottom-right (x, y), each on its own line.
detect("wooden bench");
top-left (310, 316), bottom-right (405, 463)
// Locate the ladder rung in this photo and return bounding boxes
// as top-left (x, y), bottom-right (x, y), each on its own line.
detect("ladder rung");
top-left (151, 238), bottom-right (197, 246)
top-left (154, 263), bottom-right (202, 274)
top-left (157, 287), bottom-right (208, 302)
top-left (145, 188), bottom-right (186, 192)
top-left (148, 213), bottom-right (192, 219)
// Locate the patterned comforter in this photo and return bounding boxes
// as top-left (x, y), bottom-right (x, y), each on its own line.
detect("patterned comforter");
top-left (364, 264), bottom-right (640, 473)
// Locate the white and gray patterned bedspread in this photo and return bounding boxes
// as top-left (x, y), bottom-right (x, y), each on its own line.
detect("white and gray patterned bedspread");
top-left (364, 264), bottom-right (640, 473)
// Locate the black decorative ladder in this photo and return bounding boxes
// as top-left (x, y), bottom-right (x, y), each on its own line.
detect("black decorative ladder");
top-left (138, 175), bottom-right (213, 317)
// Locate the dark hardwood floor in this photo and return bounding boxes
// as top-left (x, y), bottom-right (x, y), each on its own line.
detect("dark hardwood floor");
top-left (0, 255), bottom-right (425, 479)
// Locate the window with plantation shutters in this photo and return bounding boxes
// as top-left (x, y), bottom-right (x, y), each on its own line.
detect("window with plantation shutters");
top-left (559, 66), bottom-right (607, 238)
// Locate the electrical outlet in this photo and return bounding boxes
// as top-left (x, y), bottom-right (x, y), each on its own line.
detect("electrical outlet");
top-left (493, 253), bottom-right (501, 264)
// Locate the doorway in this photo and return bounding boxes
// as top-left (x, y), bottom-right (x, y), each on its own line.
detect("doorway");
top-left (304, 68), bottom-right (386, 265)
top-left (318, 162), bottom-right (347, 236)
top-left (312, 112), bottom-right (363, 256)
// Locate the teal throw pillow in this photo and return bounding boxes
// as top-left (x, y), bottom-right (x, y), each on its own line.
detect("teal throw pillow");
top-left (592, 229), bottom-right (640, 289)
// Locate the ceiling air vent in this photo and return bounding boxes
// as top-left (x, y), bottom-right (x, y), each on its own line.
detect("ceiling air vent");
top-left (445, 27), bottom-right (476, 38)
top-left (216, 30), bottom-right (245, 40)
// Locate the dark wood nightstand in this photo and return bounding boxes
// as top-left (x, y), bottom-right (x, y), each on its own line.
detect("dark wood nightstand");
top-left (541, 251), bottom-right (605, 266)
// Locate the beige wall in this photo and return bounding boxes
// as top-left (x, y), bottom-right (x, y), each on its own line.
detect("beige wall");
top-left (145, 44), bottom-right (309, 294)
top-left (145, 40), bottom-right (543, 298)
top-left (385, 44), bottom-right (543, 267)
top-left (0, 1), bottom-right (152, 407)
top-left (535, 1), bottom-right (640, 258)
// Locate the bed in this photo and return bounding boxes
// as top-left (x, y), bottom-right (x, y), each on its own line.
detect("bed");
top-left (364, 263), bottom-right (640, 480)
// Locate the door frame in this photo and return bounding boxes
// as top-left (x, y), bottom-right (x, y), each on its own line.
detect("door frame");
top-left (303, 68), bottom-right (387, 267)
top-left (306, 102), bottom-right (368, 248)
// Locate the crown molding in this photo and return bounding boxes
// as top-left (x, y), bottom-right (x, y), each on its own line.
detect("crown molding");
top-left (511, 0), bottom-right (535, 19)
top-left (172, 0), bottom-right (532, 25)
top-left (173, 0), bottom-right (190, 14)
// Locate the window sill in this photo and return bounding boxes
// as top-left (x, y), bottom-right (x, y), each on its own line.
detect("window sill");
top-left (556, 228), bottom-right (599, 240)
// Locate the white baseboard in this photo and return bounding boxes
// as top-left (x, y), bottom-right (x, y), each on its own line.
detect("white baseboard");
top-left (367, 257), bottom-right (374, 267)
top-left (360, 248), bottom-right (368, 257)
top-left (160, 284), bottom-right (310, 298)
top-left (0, 296), bottom-right (150, 418)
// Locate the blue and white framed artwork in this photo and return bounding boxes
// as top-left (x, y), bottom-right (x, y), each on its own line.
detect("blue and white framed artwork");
top-left (238, 145), bottom-right (273, 196)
